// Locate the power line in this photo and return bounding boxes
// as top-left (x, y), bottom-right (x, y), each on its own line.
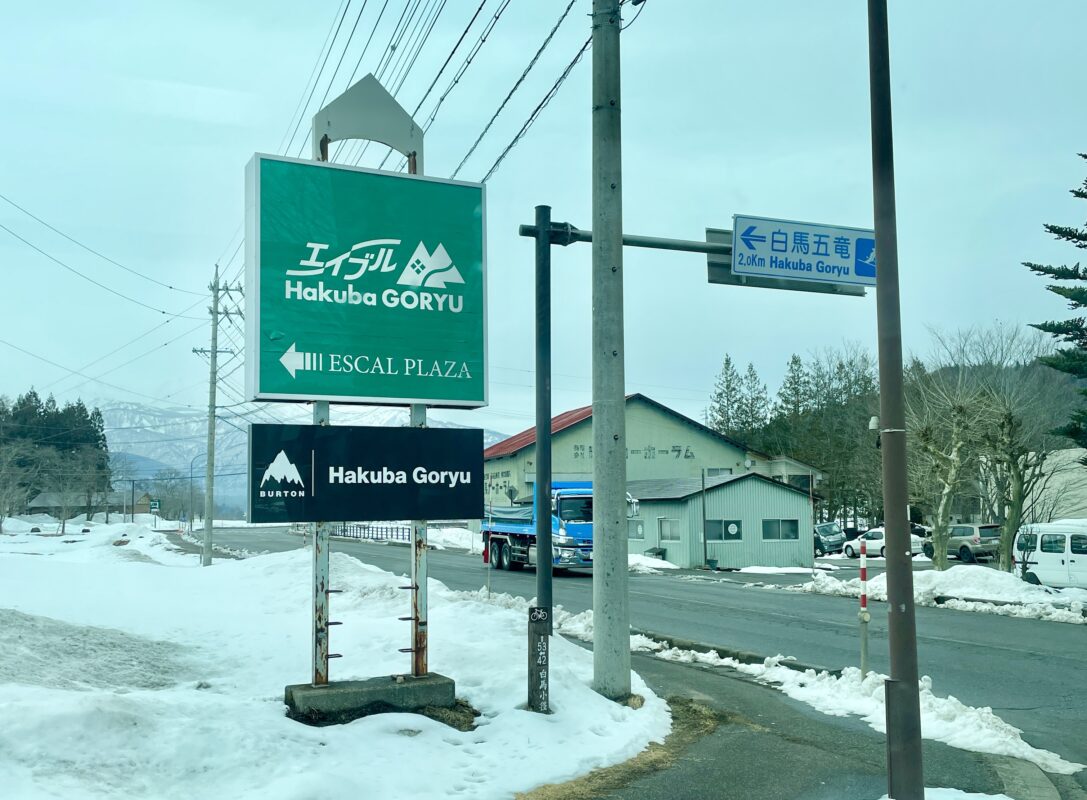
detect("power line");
top-left (386, 0), bottom-right (514, 172)
top-left (0, 337), bottom-right (199, 408)
top-left (339, 1), bottom-right (424, 164)
top-left (307, 0), bottom-right (375, 151)
top-left (277, 0), bottom-right (351, 154)
top-left (375, 0), bottom-right (450, 170)
top-left (285, 0), bottom-right (355, 159)
top-left (388, 0), bottom-right (446, 96)
top-left (481, 35), bottom-right (591, 183)
top-left (406, 0), bottom-right (487, 119)
top-left (59, 319), bottom-right (209, 398)
top-left (0, 221), bottom-right (207, 320)
top-left (40, 296), bottom-right (208, 394)
top-left (341, 0), bottom-right (393, 92)
top-left (451, 0), bottom-right (578, 179)
top-left (417, 0), bottom-right (513, 134)
top-left (0, 191), bottom-right (207, 296)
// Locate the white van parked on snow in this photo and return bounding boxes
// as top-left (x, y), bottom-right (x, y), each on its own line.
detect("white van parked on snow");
top-left (1013, 520), bottom-right (1087, 589)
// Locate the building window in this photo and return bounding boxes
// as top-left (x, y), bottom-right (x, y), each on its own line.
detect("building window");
top-left (706, 520), bottom-right (742, 541)
top-left (659, 518), bottom-right (681, 541)
top-left (787, 474), bottom-right (812, 492)
top-left (762, 519), bottom-right (800, 540)
top-left (705, 468), bottom-right (733, 478)
top-left (628, 519), bottom-right (645, 539)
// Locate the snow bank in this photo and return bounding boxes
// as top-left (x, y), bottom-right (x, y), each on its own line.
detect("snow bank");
top-left (633, 641), bottom-right (1082, 775)
top-left (628, 553), bottom-right (680, 574)
top-left (874, 792), bottom-right (1013, 800)
top-left (427, 525), bottom-right (483, 554)
top-left (797, 565), bottom-right (1086, 624)
top-left (738, 566), bottom-right (819, 574)
top-left (0, 524), bottom-right (670, 800)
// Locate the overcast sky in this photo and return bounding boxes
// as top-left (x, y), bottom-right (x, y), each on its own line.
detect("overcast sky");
top-left (2, 0), bottom-right (1085, 437)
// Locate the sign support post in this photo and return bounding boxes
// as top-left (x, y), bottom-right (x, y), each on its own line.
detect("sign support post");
top-left (409, 402), bottom-right (428, 676)
top-left (312, 400), bottom-right (332, 686)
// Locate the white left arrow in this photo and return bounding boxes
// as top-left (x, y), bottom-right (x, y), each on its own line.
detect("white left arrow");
top-left (279, 343), bottom-right (306, 378)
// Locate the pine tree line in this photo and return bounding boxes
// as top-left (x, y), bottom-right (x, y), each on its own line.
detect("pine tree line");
top-left (0, 389), bottom-right (113, 529)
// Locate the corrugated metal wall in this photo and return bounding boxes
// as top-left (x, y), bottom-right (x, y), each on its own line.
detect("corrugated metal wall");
top-left (699, 479), bottom-right (813, 568)
top-left (629, 480), bottom-right (813, 568)
top-left (627, 499), bottom-right (688, 564)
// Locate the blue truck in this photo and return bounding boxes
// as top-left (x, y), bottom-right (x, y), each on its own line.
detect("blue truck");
top-left (482, 482), bottom-right (596, 571)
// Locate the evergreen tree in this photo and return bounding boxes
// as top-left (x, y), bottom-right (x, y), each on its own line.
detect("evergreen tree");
top-left (775, 354), bottom-right (811, 418)
top-left (707, 355), bottom-right (741, 437)
top-left (1025, 153), bottom-right (1087, 456)
top-left (737, 362), bottom-right (770, 442)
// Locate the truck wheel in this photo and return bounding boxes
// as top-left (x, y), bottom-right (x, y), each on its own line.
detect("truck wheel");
top-left (490, 539), bottom-right (503, 569)
top-left (500, 541), bottom-right (512, 571)
top-left (959, 546), bottom-right (975, 564)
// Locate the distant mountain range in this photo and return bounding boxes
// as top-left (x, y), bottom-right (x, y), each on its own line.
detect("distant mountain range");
top-left (97, 399), bottom-right (508, 512)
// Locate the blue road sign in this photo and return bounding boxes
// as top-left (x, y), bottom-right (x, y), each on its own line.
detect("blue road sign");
top-left (731, 214), bottom-right (877, 288)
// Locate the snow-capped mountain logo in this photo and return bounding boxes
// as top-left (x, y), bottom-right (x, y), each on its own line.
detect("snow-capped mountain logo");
top-left (396, 242), bottom-right (465, 289)
top-left (260, 450), bottom-right (304, 489)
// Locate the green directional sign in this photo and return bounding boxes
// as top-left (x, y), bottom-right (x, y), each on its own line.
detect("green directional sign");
top-left (244, 154), bottom-right (486, 407)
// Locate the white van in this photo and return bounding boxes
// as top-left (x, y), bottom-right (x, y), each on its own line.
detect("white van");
top-left (1013, 520), bottom-right (1087, 589)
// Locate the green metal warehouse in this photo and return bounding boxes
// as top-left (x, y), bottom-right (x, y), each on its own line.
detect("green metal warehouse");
top-left (627, 474), bottom-right (815, 569)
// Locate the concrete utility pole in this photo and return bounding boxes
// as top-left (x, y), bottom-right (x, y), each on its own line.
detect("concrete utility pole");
top-left (867, 2), bottom-right (924, 797)
top-left (591, 0), bottom-right (630, 700)
top-left (201, 265), bottom-right (220, 567)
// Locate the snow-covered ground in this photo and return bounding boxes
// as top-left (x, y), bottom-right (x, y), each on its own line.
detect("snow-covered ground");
top-left (796, 564), bottom-right (1087, 624)
top-left (427, 525), bottom-right (483, 554)
top-left (628, 553), bottom-right (680, 574)
top-left (738, 565), bottom-right (841, 574)
top-left (631, 640), bottom-right (1083, 776)
top-left (0, 523), bottom-right (670, 799)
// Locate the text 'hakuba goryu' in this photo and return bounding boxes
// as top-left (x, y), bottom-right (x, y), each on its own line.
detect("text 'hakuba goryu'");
top-left (284, 239), bottom-right (467, 312)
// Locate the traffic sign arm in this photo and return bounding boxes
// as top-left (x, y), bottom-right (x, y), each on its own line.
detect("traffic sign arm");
top-left (518, 222), bottom-right (732, 257)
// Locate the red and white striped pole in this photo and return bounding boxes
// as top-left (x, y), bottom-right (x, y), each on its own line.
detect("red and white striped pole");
top-left (859, 537), bottom-right (871, 678)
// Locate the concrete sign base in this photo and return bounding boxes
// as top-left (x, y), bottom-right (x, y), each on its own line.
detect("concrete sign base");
top-left (284, 673), bottom-right (456, 726)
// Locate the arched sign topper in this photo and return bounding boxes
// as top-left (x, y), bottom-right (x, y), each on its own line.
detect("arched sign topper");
top-left (310, 74), bottom-right (424, 172)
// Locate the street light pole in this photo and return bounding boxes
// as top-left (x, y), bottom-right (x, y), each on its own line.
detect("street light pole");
top-left (867, 2), bottom-right (924, 797)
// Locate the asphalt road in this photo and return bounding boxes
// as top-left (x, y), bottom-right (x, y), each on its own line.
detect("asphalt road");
top-left (201, 526), bottom-right (1086, 772)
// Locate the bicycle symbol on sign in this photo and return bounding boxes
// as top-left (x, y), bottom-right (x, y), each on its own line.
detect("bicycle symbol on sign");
top-left (530, 608), bottom-right (549, 622)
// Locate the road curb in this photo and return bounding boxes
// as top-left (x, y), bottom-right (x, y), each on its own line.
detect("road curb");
top-left (630, 627), bottom-right (843, 678)
top-left (989, 754), bottom-right (1062, 800)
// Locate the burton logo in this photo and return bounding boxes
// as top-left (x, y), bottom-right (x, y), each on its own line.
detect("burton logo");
top-left (260, 450), bottom-right (305, 497)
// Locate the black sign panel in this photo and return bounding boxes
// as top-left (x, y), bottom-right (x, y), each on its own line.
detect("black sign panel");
top-left (248, 424), bottom-right (484, 523)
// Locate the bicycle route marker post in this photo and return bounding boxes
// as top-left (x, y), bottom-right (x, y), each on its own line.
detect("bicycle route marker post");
top-left (528, 606), bottom-right (550, 713)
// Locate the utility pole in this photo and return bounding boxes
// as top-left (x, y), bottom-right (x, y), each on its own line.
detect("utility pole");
top-left (867, 1), bottom-right (924, 797)
top-left (193, 270), bottom-right (239, 567)
top-left (201, 264), bottom-right (220, 567)
top-left (591, 0), bottom-right (629, 700)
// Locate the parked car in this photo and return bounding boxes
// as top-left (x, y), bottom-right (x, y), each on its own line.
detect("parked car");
top-left (813, 522), bottom-right (847, 555)
top-left (1013, 521), bottom-right (1087, 588)
top-left (921, 523), bottom-right (1000, 562)
top-left (843, 526), bottom-right (924, 558)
